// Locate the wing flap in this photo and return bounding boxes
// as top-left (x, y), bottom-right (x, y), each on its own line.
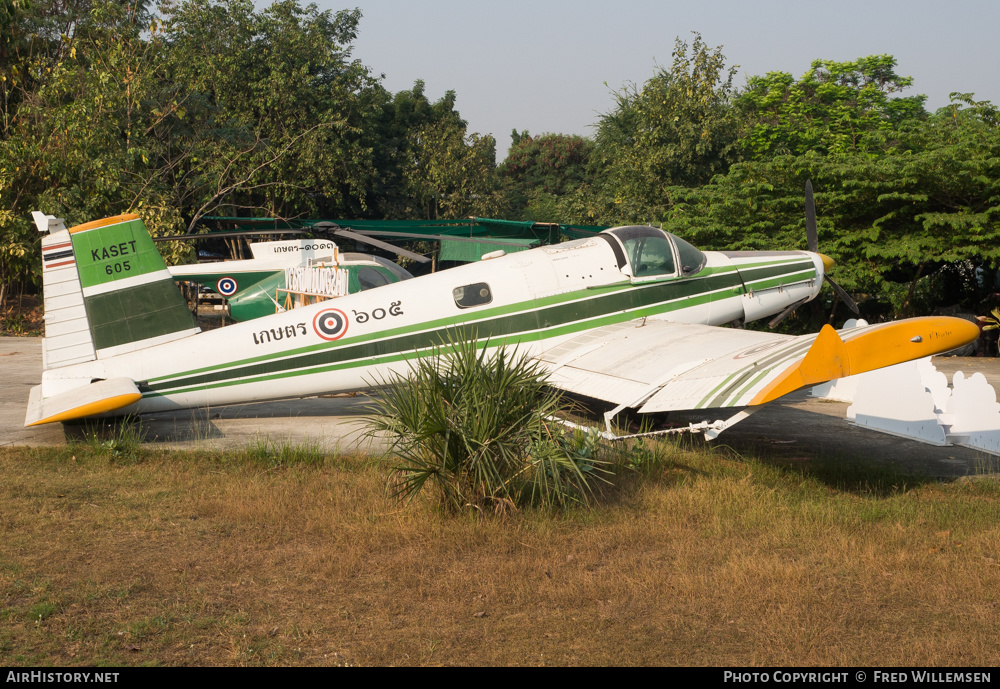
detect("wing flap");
top-left (536, 320), bottom-right (796, 408)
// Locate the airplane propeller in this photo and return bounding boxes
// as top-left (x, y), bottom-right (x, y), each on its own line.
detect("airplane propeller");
top-left (768, 181), bottom-right (859, 329)
top-left (805, 180), bottom-right (859, 316)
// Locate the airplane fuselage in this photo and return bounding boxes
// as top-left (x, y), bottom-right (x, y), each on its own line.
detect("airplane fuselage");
top-left (37, 228), bottom-right (825, 416)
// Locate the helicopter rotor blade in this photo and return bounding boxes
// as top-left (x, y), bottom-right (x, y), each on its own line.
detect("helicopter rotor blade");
top-left (331, 228), bottom-right (431, 264)
top-left (332, 229), bottom-right (538, 247)
top-left (151, 229), bottom-right (307, 242)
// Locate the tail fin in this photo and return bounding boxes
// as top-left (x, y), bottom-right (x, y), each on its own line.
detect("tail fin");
top-left (38, 212), bottom-right (199, 366)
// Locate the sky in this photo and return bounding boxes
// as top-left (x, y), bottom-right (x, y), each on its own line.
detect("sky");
top-left (311, 0), bottom-right (1000, 161)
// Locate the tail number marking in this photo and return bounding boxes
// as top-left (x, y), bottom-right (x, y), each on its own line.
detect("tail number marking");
top-left (352, 301), bottom-right (404, 324)
top-left (105, 260), bottom-right (132, 275)
top-left (92, 241), bottom-right (139, 277)
top-left (91, 241), bottom-right (137, 262)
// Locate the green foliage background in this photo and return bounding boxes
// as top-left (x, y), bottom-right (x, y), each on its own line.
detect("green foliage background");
top-left (2, 2), bottom-right (998, 323)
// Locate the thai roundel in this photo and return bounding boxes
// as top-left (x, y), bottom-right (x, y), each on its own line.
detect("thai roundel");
top-left (313, 308), bottom-right (349, 341)
top-left (216, 276), bottom-right (238, 297)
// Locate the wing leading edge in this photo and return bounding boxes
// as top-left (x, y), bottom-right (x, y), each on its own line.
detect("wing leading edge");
top-left (535, 317), bottom-right (981, 416)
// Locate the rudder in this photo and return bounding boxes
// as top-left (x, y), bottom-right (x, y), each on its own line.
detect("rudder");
top-left (37, 212), bottom-right (199, 366)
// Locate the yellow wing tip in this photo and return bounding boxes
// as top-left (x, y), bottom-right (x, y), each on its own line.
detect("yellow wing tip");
top-left (750, 316), bottom-right (981, 406)
top-left (68, 214), bottom-right (142, 234)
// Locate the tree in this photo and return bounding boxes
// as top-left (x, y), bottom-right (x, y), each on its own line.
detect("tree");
top-left (0, 0), bottom-right (169, 296)
top-left (374, 81), bottom-right (502, 220)
top-left (0, 0), bottom-right (386, 260)
top-left (370, 80), bottom-right (470, 218)
top-left (160, 0), bottom-right (385, 227)
top-left (737, 55), bottom-right (928, 159)
top-left (591, 33), bottom-right (741, 216)
top-left (405, 118), bottom-right (502, 219)
top-left (499, 130), bottom-right (593, 221)
top-left (663, 95), bottom-right (1000, 321)
top-left (1, 0), bottom-right (102, 141)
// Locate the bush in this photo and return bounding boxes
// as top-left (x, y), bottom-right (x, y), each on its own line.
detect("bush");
top-left (363, 333), bottom-right (607, 512)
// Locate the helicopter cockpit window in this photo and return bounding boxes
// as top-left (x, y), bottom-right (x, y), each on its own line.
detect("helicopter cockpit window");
top-left (454, 282), bottom-right (493, 308)
top-left (357, 266), bottom-right (391, 291)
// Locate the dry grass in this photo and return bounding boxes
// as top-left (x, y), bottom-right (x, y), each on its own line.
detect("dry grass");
top-left (1, 438), bottom-right (998, 666)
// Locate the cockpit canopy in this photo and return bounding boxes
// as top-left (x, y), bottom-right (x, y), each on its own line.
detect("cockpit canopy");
top-left (599, 226), bottom-right (706, 278)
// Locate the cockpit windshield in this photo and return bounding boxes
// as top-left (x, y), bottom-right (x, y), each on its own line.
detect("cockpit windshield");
top-left (606, 226), bottom-right (675, 277)
top-left (600, 226), bottom-right (705, 279)
top-left (672, 234), bottom-right (706, 275)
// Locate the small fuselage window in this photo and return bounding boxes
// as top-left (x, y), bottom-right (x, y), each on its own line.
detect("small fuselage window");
top-left (454, 283), bottom-right (493, 308)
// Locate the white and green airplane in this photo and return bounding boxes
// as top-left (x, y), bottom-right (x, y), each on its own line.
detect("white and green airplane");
top-left (25, 212), bottom-right (979, 438)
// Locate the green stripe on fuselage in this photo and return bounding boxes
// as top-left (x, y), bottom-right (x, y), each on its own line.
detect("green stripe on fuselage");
top-left (739, 260), bottom-right (815, 284)
top-left (144, 270), bottom-right (745, 397)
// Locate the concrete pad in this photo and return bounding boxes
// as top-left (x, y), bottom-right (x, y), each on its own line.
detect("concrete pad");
top-left (0, 337), bottom-right (65, 447)
top-left (0, 336), bottom-right (382, 455)
top-left (59, 394), bottom-right (384, 455)
top-left (686, 389), bottom-right (1000, 479)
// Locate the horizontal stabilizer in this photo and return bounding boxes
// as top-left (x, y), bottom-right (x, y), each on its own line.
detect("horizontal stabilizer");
top-left (24, 377), bottom-right (142, 427)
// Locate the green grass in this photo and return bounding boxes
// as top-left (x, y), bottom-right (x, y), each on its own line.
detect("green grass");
top-left (225, 435), bottom-right (326, 469)
top-left (67, 416), bottom-right (146, 464)
top-left (27, 601), bottom-right (58, 623)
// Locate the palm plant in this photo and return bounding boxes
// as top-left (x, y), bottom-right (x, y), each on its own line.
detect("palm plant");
top-left (363, 331), bottom-right (606, 512)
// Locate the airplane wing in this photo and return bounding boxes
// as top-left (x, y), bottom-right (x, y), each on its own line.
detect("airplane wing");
top-left (535, 316), bottom-right (980, 415)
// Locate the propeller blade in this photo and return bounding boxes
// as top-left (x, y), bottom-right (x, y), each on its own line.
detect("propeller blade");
top-left (825, 276), bottom-right (860, 315)
top-left (805, 180), bottom-right (818, 253)
top-left (332, 228), bottom-right (431, 264)
top-left (768, 298), bottom-right (808, 329)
